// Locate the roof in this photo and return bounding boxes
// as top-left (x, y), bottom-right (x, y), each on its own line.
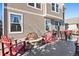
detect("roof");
top-left (68, 24), bottom-right (79, 31)
top-left (65, 17), bottom-right (79, 24)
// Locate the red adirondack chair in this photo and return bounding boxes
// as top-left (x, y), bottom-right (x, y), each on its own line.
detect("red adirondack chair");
top-left (64, 30), bottom-right (72, 36)
top-left (1, 35), bottom-right (26, 56)
top-left (42, 31), bottom-right (54, 43)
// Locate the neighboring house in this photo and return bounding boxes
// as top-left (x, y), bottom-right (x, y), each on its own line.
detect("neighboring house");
top-left (4, 3), bottom-right (64, 39)
top-left (65, 17), bottom-right (79, 42)
top-left (65, 17), bottom-right (79, 30)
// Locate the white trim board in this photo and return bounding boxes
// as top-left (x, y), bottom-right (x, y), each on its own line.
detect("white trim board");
top-left (27, 3), bottom-right (42, 11)
top-left (43, 14), bottom-right (63, 20)
top-left (8, 12), bottom-right (23, 34)
top-left (5, 6), bottom-right (63, 20)
top-left (4, 6), bottom-right (43, 17)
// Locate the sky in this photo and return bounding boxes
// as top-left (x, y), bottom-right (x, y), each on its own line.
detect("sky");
top-left (65, 3), bottom-right (79, 19)
top-left (0, 3), bottom-right (2, 20)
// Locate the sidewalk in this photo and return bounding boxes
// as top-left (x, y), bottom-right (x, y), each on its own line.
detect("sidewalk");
top-left (22, 39), bottom-right (60, 56)
top-left (23, 39), bottom-right (75, 56)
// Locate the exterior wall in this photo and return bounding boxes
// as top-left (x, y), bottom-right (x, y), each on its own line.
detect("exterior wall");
top-left (5, 3), bottom-right (44, 15)
top-left (46, 3), bottom-right (63, 19)
top-left (45, 3), bottom-right (64, 31)
top-left (4, 3), bottom-right (64, 39)
top-left (4, 8), bottom-right (8, 36)
top-left (4, 7), bottom-right (45, 39)
top-left (5, 3), bottom-right (63, 19)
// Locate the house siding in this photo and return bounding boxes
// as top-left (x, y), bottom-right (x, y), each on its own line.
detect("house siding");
top-left (4, 3), bottom-right (64, 39)
top-left (4, 8), bottom-right (8, 36)
top-left (4, 8), bottom-right (45, 39)
top-left (46, 3), bottom-right (63, 19)
top-left (5, 3), bottom-right (44, 15)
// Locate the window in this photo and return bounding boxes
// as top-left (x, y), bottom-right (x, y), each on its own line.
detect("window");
top-left (44, 19), bottom-right (52, 31)
top-left (28, 3), bottom-right (41, 9)
top-left (52, 3), bottom-right (59, 12)
top-left (45, 20), bottom-right (49, 31)
top-left (9, 12), bottom-right (23, 33)
top-left (36, 3), bottom-right (41, 9)
top-left (28, 3), bottom-right (34, 7)
top-left (52, 3), bottom-right (55, 11)
top-left (56, 4), bottom-right (59, 12)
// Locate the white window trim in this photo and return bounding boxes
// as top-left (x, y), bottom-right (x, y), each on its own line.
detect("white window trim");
top-left (51, 3), bottom-right (59, 14)
top-left (44, 18), bottom-right (52, 31)
top-left (27, 3), bottom-right (42, 10)
top-left (8, 12), bottom-right (23, 34)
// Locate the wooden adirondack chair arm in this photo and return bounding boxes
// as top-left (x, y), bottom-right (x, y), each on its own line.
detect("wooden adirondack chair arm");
top-left (25, 37), bottom-right (42, 43)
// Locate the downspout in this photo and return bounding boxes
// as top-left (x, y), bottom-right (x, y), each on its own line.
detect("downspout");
top-left (2, 3), bottom-right (4, 36)
top-left (62, 4), bottom-right (65, 30)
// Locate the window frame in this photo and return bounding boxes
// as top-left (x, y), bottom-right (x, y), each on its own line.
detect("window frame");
top-left (51, 3), bottom-right (59, 13)
top-left (27, 3), bottom-right (42, 10)
top-left (8, 12), bottom-right (23, 34)
top-left (51, 3), bottom-right (55, 11)
top-left (28, 3), bottom-right (34, 7)
top-left (44, 19), bottom-right (52, 31)
top-left (56, 4), bottom-right (59, 12)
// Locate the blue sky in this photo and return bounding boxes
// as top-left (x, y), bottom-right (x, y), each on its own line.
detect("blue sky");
top-left (65, 3), bottom-right (79, 19)
top-left (0, 3), bottom-right (2, 20)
